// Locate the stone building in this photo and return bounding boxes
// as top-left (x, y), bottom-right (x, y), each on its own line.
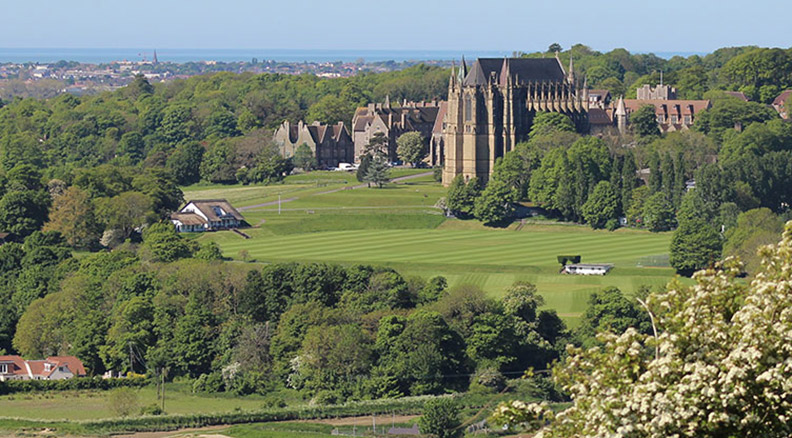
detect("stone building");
top-left (589, 83), bottom-right (711, 135)
top-left (636, 83), bottom-right (677, 100)
top-left (351, 98), bottom-right (442, 162)
top-left (442, 56), bottom-right (588, 185)
top-left (272, 120), bottom-right (354, 167)
top-left (429, 101), bottom-right (447, 166)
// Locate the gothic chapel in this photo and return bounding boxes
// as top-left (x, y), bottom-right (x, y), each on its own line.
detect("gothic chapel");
top-left (442, 55), bottom-right (588, 185)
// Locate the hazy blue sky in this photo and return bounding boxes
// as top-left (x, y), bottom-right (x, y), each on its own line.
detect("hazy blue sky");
top-left (3, 0), bottom-right (789, 53)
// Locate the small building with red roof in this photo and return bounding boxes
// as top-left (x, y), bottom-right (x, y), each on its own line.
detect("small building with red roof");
top-left (0, 355), bottom-right (86, 381)
top-left (773, 90), bottom-right (791, 119)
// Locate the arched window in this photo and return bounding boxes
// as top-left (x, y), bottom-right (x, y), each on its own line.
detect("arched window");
top-left (464, 95), bottom-right (472, 122)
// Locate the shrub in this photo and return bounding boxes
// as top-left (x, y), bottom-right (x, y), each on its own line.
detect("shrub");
top-left (139, 403), bottom-right (164, 416)
top-left (0, 376), bottom-right (147, 395)
top-left (109, 387), bottom-right (139, 417)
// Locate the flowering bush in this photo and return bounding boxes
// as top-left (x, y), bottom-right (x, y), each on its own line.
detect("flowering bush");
top-left (494, 222), bottom-right (792, 437)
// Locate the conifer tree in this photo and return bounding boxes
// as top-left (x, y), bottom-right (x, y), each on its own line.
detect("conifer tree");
top-left (621, 150), bottom-right (638, 216)
top-left (364, 154), bottom-right (391, 188)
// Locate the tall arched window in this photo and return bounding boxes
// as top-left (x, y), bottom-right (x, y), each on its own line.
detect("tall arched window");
top-left (464, 95), bottom-right (472, 122)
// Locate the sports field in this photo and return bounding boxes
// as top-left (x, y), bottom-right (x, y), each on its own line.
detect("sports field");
top-left (194, 172), bottom-right (678, 325)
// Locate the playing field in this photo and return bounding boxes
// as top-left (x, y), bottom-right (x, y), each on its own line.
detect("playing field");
top-left (207, 225), bottom-right (673, 324)
top-left (192, 173), bottom-right (679, 325)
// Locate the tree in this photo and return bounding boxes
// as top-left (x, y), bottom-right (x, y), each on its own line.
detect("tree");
top-left (141, 222), bottom-right (195, 262)
top-left (418, 398), bottom-right (462, 438)
top-left (200, 141), bottom-right (237, 184)
top-left (473, 179), bottom-right (517, 226)
top-left (306, 95), bottom-right (354, 127)
top-left (108, 387), bottom-right (139, 417)
top-left (396, 131), bottom-right (427, 167)
top-left (581, 181), bottom-right (619, 230)
top-left (117, 132), bottom-right (146, 164)
top-left (446, 175), bottom-right (481, 218)
top-left (548, 43), bottom-right (562, 53)
top-left (0, 190), bottom-right (49, 238)
top-left (670, 191), bottom-right (722, 275)
top-left (631, 105), bottom-right (661, 138)
top-left (206, 109), bottom-right (240, 138)
top-left (43, 186), bottom-right (101, 249)
top-left (364, 154), bottom-right (391, 188)
top-left (724, 208), bottom-right (783, 275)
top-left (494, 224), bottom-right (792, 438)
top-left (621, 150), bottom-right (638, 213)
top-left (670, 216), bottom-right (722, 276)
top-left (365, 132), bottom-right (388, 157)
top-left (575, 287), bottom-right (650, 348)
top-left (297, 324), bottom-right (373, 394)
top-left (642, 192), bottom-right (675, 232)
top-left (292, 144), bottom-right (316, 171)
top-left (166, 141), bottom-right (204, 185)
top-left (96, 191), bottom-right (152, 240)
top-left (356, 154), bottom-right (372, 183)
top-left (529, 112), bottom-right (575, 138)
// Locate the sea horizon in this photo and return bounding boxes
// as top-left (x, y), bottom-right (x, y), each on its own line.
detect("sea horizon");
top-left (0, 47), bottom-right (707, 64)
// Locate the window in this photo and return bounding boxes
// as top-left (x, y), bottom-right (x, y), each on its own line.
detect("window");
top-left (44, 363), bottom-right (52, 372)
top-left (684, 115), bottom-right (692, 124)
top-left (671, 115), bottom-right (679, 124)
top-left (464, 96), bottom-right (472, 122)
top-left (0, 364), bottom-right (7, 374)
top-left (656, 115), bottom-right (665, 123)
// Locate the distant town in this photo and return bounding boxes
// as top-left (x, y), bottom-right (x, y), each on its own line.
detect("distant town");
top-left (0, 54), bottom-right (454, 99)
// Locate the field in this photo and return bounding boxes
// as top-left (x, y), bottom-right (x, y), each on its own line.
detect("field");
top-left (194, 172), bottom-right (679, 326)
top-left (181, 169), bottom-right (430, 209)
top-left (0, 385), bottom-right (286, 421)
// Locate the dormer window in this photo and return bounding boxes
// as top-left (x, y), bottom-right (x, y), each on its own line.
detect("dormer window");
top-left (44, 363), bottom-right (53, 372)
top-left (0, 363), bottom-right (7, 374)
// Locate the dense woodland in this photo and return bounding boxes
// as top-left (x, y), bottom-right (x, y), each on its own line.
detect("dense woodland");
top-left (0, 45), bottom-right (791, 403)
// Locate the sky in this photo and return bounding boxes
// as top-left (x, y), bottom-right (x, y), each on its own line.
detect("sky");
top-left (2, 0), bottom-right (790, 54)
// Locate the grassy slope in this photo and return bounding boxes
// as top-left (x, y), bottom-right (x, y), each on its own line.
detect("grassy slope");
top-left (190, 173), bottom-right (678, 326)
top-left (181, 169), bottom-right (430, 208)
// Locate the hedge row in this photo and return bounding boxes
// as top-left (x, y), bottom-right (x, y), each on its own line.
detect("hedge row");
top-left (0, 376), bottom-right (147, 394)
top-left (78, 395), bottom-right (442, 434)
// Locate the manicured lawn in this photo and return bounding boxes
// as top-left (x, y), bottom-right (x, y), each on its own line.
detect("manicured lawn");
top-left (202, 223), bottom-right (675, 325)
top-left (187, 175), bottom-right (679, 325)
top-left (181, 169), bottom-right (432, 208)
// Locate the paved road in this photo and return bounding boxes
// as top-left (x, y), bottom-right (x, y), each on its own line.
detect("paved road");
top-left (238, 171), bottom-right (432, 211)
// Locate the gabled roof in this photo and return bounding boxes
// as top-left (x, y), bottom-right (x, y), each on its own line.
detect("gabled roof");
top-left (0, 355), bottom-right (29, 377)
top-left (773, 90), bottom-right (792, 106)
top-left (47, 356), bottom-right (87, 376)
top-left (588, 108), bottom-right (614, 125)
top-left (0, 355), bottom-right (86, 378)
top-left (724, 91), bottom-right (749, 102)
top-left (463, 58), bottom-right (567, 87)
top-left (170, 212), bottom-right (206, 226)
top-left (184, 200), bottom-right (244, 222)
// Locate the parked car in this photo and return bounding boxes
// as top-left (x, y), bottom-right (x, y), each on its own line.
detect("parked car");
top-left (336, 163), bottom-right (357, 171)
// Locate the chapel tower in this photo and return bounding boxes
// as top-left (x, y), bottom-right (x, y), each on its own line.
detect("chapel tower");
top-left (442, 55), bottom-right (588, 185)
